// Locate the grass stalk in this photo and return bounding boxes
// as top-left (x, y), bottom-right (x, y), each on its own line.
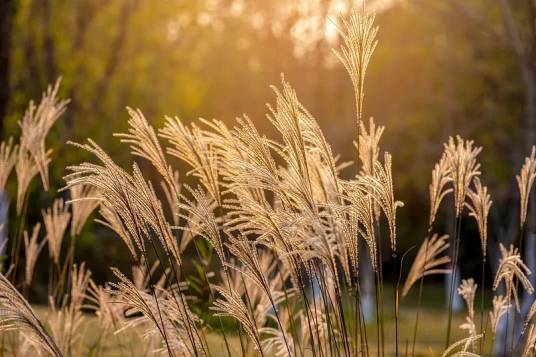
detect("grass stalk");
top-left (479, 254), bottom-right (486, 355)
top-left (314, 263), bottom-right (338, 356)
top-left (280, 274), bottom-right (301, 357)
top-left (394, 250), bottom-right (399, 357)
top-left (445, 215), bottom-right (462, 348)
top-left (411, 225), bottom-right (433, 356)
top-left (191, 239), bottom-right (232, 357)
top-left (141, 247), bottom-right (175, 357)
top-left (297, 257), bottom-right (321, 357)
top-left (356, 279), bottom-right (370, 357)
top-left (374, 270), bottom-right (381, 357)
top-left (9, 191), bottom-right (29, 283)
top-left (239, 272), bottom-right (265, 357)
top-left (376, 222), bottom-right (386, 357)
top-left (510, 223), bottom-right (527, 353)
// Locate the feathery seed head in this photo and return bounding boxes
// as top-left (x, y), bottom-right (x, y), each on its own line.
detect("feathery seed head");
top-left (177, 186), bottom-right (223, 262)
top-left (357, 117), bottom-right (384, 177)
top-left (0, 273), bottom-right (61, 356)
top-left (517, 146), bottom-right (536, 228)
top-left (493, 243), bottom-right (534, 312)
top-left (489, 295), bottom-right (510, 337)
top-left (443, 136), bottom-right (482, 218)
top-left (458, 278), bottom-right (477, 320)
top-left (442, 334), bottom-right (483, 357)
top-left (69, 183), bottom-right (99, 237)
top-left (357, 153), bottom-right (403, 252)
top-left (524, 300), bottom-right (536, 334)
top-left (23, 223), bottom-right (45, 287)
top-left (333, 6), bottom-right (378, 122)
top-left (15, 147), bottom-right (42, 214)
top-left (42, 198), bottom-right (71, 264)
top-left (465, 178), bottom-right (492, 257)
top-left (429, 153), bottom-right (453, 227)
top-left (160, 117), bottom-right (221, 205)
top-left (117, 108), bottom-right (179, 201)
top-left (18, 79), bottom-right (68, 192)
top-left (0, 138), bottom-right (17, 192)
top-left (402, 234), bottom-right (450, 297)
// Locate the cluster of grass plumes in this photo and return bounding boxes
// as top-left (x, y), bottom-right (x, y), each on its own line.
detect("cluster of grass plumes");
top-left (1, 5), bottom-right (536, 357)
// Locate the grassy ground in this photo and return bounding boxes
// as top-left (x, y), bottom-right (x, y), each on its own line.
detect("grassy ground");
top-left (66, 309), bottom-right (485, 356)
top-left (34, 284), bottom-right (493, 356)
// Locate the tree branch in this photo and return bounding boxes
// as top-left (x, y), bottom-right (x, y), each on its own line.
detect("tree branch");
top-left (497, 0), bottom-right (526, 60)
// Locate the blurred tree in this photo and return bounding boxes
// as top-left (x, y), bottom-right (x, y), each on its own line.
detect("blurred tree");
top-left (2, 0), bottom-right (535, 287)
top-left (440, 0), bottom-right (536, 351)
top-left (0, 0), bottom-right (14, 138)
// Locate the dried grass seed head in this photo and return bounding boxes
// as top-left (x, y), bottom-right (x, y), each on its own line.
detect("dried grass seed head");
top-left (15, 147), bottom-right (42, 214)
top-left (333, 6), bottom-right (378, 122)
top-left (493, 243), bottom-right (534, 312)
top-left (489, 295), bottom-right (510, 337)
top-left (458, 278), bottom-right (477, 320)
top-left (0, 273), bottom-right (62, 356)
top-left (42, 198), bottom-right (71, 264)
top-left (0, 138), bottom-right (17, 192)
top-left (443, 136), bottom-right (482, 218)
top-left (357, 152), bottom-right (403, 252)
top-left (69, 182), bottom-right (99, 237)
top-left (116, 107), bottom-right (179, 199)
top-left (18, 79), bottom-right (68, 192)
top-left (402, 233), bottom-right (450, 297)
top-left (465, 177), bottom-right (492, 257)
top-left (429, 153), bottom-right (453, 227)
top-left (517, 146), bottom-right (536, 227)
top-left (357, 117), bottom-right (384, 177)
top-left (160, 116), bottom-right (221, 204)
top-left (23, 223), bottom-right (45, 286)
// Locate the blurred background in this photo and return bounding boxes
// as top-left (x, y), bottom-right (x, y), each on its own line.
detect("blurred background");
top-left (0, 0), bottom-right (535, 290)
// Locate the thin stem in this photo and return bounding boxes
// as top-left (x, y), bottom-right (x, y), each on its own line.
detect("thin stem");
top-left (331, 268), bottom-right (351, 357)
top-left (191, 239), bottom-right (231, 357)
top-left (311, 272), bottom-right (324, 357)
top-left (445, 215), bottom-right (462, 348)
top-left (479, 255), bottom-right (486, 355)
top-left (356, 279), bottom-right (370, 357)
top-left (314, 263), bottom-right (339, 356)
top-left (354, 278), bottom-right (359, 357)
top-left (504, 299), bottom-right (511, 357)
top-left (9, 191), bottom-right (29, 283)
top-left (141, 252), bottom-right (175, 357)
top-left (411, 225), bottom-right (433, 356)
top-left (394, 250), bottom-right (400, 357)
top-left (483, 310), bottom-right (490, 356)
top-left (299, 258), bottom-right (321, 357)
top-left (280, 274), bottom-right (300, 357)
top-left (239, 272), bottom-right (265, 357)
top-left (223, 267), bottom-right (246, 356)
top-left (351, 257), bottom-right (367, 357)
top-left (266, 288), bottom-right (293, 356)
top-left (511, 223), bottom-right (527, 353)
top-left (411, 278), bottom-right (424, 357)
top-left (374, 270), bottom-right (381, 357)
top-left (375, 220), bottom-right (385, 357)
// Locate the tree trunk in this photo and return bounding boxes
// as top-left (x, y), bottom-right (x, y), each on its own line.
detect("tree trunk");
top-left (42, 0), bottom-right (56, 82)
top-left (90, 0), bottom-right (139, 115)
top-left (521, 66), bottom-right (536, 151)
top-left (0, 0), bottom-right (14, 139)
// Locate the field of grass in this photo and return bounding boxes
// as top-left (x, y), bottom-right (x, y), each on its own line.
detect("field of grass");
top-left (4, 3), bottom-right (534, 356)
top-left (38, 307), bottom-right (482, 356)
top-left (33, 284), bottom-right (493, 356)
